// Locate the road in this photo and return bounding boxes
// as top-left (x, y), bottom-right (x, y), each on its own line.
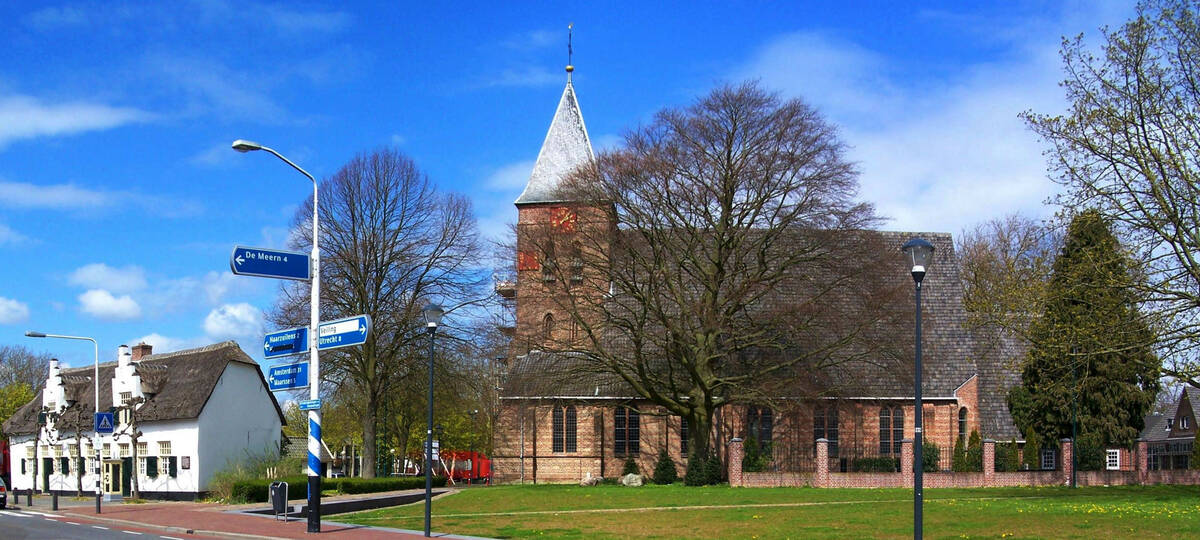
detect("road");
top-left (0, 507), bottom-right (218, 540)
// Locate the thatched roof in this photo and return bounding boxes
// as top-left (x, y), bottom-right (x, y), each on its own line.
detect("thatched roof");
top-left (2, 341), bottom-right (284, 436)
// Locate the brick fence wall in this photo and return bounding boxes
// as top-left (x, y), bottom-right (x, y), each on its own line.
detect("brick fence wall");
top-left (730, 437), bottom-right (1200, 488)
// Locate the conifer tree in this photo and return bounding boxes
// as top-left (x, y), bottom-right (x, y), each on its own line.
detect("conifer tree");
top-left (1013, 210), bottom-right (1160, 449)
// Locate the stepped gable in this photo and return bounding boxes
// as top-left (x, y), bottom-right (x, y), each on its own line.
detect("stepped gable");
top-left (514, 77), bottom-right (595, 206)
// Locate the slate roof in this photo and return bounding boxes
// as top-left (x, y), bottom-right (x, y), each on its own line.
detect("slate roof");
top-left (2, 341), bottom-right (284, 436)
top-left (503, 230), bottom-right (1000, 422)
top-left (514, 78), bottom-right (595, 205)
top-left (1140, 413), bottom-right (1168, 441)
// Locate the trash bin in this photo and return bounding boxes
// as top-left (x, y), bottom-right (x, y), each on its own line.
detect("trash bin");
top-left (269, 481), bottom-right (289, 521)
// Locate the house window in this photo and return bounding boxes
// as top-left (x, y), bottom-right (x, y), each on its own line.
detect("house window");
top-left (614, 407), bottom-right (640, 457)
top-left (160, 456), bottom-right (172, 476)
top-left (552, 405), bottom-right (576, 453)
top-left (137, 442), bottom-right (148, 456)
top-left (138, 457), bottom-right (147, 476)
top-left (746, 406), bottom-right (774, 450)
top-left (119, 443), bottom-right (130, 458)
top-left (880, 406), bottom-right (904, 455)
top-left (69, 445), bottom-right (79, 458)
top-left (1167, 418), bottom-right (1174, 430)
top-left (1183, 416), bottom-right (1191, 430)
top-left (54, 446), bottom-right (64, 458)
top-left (680, 417), bottom-right (689, 456)
top-left (814, 407), bottom-right (839, 457)
top-left (120, 391), bottom-right (133, 404)
top-left (158, 441), bottom-right (172, 455)
top-left (25, 446), bottom-right (34, 458)
top-left (1040, 447), bottom-right (1056, 470)
top-left (958, 407), bottom-right (968, 446)
top-left (1106, 449), bottom-right (1120, 470)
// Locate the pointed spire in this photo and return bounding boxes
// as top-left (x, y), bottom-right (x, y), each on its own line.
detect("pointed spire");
top-left (515, 34), bottom-right (595, 206)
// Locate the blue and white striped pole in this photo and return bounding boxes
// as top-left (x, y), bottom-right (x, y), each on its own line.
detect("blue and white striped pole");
top-left (306, 165), bottom-right (322, 533)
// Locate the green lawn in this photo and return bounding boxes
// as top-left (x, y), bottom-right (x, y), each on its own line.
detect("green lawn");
top-left (337, 484), bottom-right (1200, 539)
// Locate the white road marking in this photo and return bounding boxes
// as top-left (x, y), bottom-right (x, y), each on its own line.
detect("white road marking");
top-left (123, 531), bottom-right (143, 535)
top-left (0, 510), bottom-right (31, 517)
top-left (93, 525), bottom-right (110, 529)
top-left (161, 536), bottom-right (184, 540)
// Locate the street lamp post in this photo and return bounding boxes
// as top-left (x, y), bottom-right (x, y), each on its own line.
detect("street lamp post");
top-left (901, 238), bottom-right (934, 540)
top-left (231, 139), bottom-right (323, 533)
top-left (422, 304), bottom-right (444, 538)
top-left (24, 331), bottom-right (102, 514)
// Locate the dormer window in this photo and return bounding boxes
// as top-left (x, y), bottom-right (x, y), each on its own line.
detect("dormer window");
top-left (1183, 416), bottom-right (1191, 430)
top-left (1167, 418), bottom-right (1174, 430)
top-left (120, 392), bottom-right (133, 405)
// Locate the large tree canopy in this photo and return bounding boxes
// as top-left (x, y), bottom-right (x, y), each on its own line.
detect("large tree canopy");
top-left (1010, 210), bottom-right (1160, 449)
top-left (273, 147), bottom-right (484, 477)
top-left (1024, 0), bottom-right (1200, 386)
top-left (536, 82), bottom-right (894, 475)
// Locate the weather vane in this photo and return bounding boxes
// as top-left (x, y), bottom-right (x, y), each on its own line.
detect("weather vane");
top-left (567, 22), bottom-right (574, 79)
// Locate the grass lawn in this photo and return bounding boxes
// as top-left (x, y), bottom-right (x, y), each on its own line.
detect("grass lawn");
top-left (337, 483), bottom-right (1200, 539)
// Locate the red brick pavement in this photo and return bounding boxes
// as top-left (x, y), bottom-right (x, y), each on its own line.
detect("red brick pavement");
top-left (57, 501), bottom-right (445, 539)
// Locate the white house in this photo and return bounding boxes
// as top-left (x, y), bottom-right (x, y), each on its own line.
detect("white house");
top-left (2, 341), bottom-right (284, 500)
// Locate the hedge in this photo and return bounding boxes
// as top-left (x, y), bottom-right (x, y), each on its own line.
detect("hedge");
top-left (231, 475), bottom-right (447, 503)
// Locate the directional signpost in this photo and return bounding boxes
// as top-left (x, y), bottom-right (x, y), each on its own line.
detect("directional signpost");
top-left (264, 327), bottom-right (309, 359)
top-left (230, 245), bottom-right (311, 281)
top-left (268, 361), bottom-right (309, 392)
top-left (317, 314), bottom-right (371, 351)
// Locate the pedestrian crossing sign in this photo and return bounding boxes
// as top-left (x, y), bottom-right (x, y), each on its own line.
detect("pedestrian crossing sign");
top-left (95, 412), bottom-right (115, 434)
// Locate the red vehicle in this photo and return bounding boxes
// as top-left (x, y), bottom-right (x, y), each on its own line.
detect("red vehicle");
top-left (439, 450), bottom-right (491, 485)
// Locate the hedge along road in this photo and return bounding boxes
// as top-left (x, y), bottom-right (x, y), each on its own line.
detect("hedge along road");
top-left (336, 484), bottom-right (1200, 539)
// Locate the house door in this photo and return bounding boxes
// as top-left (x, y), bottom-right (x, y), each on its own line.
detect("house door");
top-left (103, 462), bottom-right (122, 493)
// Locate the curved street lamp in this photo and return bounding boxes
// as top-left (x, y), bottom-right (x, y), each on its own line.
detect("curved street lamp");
top-left (901, 238), bottom-right (934, 540)
top-left (25, 331), bottom-right (102, 514)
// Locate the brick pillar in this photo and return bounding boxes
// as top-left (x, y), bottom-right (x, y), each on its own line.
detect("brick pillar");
top-left (816, 438), bottom-right (829, 488)
top-left (901, 438), bottom-right (914, 488)
top-left (1060, 438), bottom-right (1074, 487)
top-left (727, 438), bottom-right (744, 487)
top-left (983, 439), bottom-right (995, 486)
top-left (1136, 439), bottom-right (1148, 485)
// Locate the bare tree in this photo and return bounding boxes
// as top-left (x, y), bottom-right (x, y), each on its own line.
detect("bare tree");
top-left (1023, 0), bottom-right (1200, 386)
top-left (957, 214), bottom-right (1061, 341)
top-left (526, 82), bottom-right (896, 469)
top-left (0, 345), bottom-right (51, 390)
top-left (272, 147), bottom-right (484, 477)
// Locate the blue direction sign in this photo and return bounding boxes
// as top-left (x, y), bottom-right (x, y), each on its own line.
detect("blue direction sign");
top-left (94, 412), bottom-right (115, 434)
top-left (230, 245), bottom-right (311, 281)
top-left (298, 399), bottom-right (322, 411)
top-left (264, 326), bottom-right (309, 359)
top-left (267, 361), bottom-right (309, 392)
top-left (317, 314), bottom-right (372, 351)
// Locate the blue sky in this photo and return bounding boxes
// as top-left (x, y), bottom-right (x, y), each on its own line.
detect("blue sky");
top-left (1, 1), bottom-right (1135, 371)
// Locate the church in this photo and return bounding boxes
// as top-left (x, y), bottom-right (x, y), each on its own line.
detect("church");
top-left (490, 62), bottom-right (1022, 484)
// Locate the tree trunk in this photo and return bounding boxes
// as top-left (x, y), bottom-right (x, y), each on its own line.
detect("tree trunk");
top-left (361, 404), bottom-right (377, 478)
top-left (75, 436), bottom-right (84, 497)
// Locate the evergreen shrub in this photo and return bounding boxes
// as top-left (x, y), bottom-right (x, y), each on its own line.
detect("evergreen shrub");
top-left (652, 449), bottom-right (678, 484)
top-left (622, 457), bottom-right (640, 476)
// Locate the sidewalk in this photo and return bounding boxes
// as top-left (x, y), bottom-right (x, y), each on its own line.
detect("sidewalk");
top-left (17, 491), bottom-right (483, 539)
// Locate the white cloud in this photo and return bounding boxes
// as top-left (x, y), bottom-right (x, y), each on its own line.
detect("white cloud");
top-left (68, 263), bottom-right (148, 293)
top-left (0, 95), bottom-right (151, 148)
top-left (204, 303), bottom-right (264, 339)
top-left (484, 160), bottom-right (535, 192)
top-left (390, 134), bottom-right (407, 146)
top-left (501, 29), bottom-right (559, 50)
top-left (78, 289), bottom-right (141, 320)
top-left (0, 296), bottom-right (30, 324)
top-left (189, 143), bottom-right (237, 167)
top-left (735, 30), bottom-right (1068, 235)
top-left (131, 333), bottom-right (206, 354)
top-left (0, 179), bottom-right (203, 216)
top-left (0, 223), bottom-right (30, 245)
top-left (144, 270), bottom-right (253, 315)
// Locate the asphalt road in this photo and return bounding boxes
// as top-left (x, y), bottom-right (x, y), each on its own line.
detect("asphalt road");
top-left (0, 507), bottom-right (217, 540)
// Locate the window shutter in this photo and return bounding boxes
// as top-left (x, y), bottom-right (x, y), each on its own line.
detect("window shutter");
top-left (21, 458), bottom-right (26, 474)
top-left (168, 456), bottom-right (178, 478)
top-left (61, 457), bottom-right (69, 472)
top-left (147, 457), bottom-right (159, 478)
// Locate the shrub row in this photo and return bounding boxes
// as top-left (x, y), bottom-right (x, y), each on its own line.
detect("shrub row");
top-left (231, 475), bottom-right (446, 503)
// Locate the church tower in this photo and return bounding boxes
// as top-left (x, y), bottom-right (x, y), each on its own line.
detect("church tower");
top-left (511, 59), bottom-right (610, 354)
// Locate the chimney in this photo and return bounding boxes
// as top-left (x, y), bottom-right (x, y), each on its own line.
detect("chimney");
top-left (118, 344), bottom-right (131, 368)
top-left (132, 342), bottom-right (153, 362)
top-left (49, 357), bottom-right (60, 380)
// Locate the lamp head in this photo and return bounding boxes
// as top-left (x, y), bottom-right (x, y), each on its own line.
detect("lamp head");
top-left (231, 139), bottom-right (264, 153)
top-left (901, 238), bottom-right (935, 284)
top-left (25, 330), bottom-right (47, 338)
top-left (423, 303), bottom-right (444, 330)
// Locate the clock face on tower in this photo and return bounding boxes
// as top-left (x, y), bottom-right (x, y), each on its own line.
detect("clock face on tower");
top-left (550, 207), bottom-right (577, 233)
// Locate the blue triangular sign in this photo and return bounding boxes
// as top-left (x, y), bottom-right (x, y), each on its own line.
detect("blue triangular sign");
top-left (99, 416), bottom-right (112, 429)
